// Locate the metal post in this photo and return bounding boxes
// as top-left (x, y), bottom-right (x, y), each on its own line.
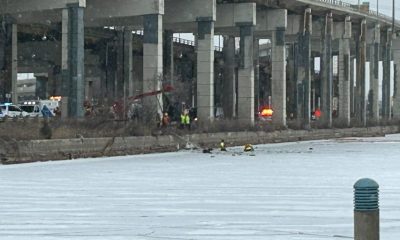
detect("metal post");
top-left (376, 0), bottom-right (379, 17)
top-left (393, 0), bottom-right (395, 34)
top-left (354, 178), bottom-right (380, 240)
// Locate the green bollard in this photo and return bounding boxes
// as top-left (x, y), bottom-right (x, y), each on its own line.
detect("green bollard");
top-left (354, 178), bottom-right (380, 240)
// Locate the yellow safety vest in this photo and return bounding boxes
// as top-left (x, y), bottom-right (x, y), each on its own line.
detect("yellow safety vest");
top-left (181, 114), bottom-right (190, 124)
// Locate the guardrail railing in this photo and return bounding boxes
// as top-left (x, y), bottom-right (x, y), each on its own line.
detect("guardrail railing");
top-left (173, 37), bottom-right (223, 52)
top-left (173, 37), bottom-right (195, 46)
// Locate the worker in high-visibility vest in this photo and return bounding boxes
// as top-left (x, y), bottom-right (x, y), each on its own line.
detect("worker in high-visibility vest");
top-left (180, 109), bottom-right (190, 130)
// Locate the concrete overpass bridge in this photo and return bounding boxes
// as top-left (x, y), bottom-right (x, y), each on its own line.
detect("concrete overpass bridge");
top-left (0, 0), bottom-right (399, 128)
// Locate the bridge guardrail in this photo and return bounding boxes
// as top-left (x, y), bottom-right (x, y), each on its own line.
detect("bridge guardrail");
top-left (173, 37), bottom-right (223, 52)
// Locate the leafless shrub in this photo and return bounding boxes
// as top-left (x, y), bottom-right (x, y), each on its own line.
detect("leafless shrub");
top-left (286, 120), bottom-right (303, 130)
top-left (0, 118), bottom-right (42, 140)
top-left (332, 119), bottom-right (352, 128)
top-left (40, 119), bottom-right (52, 139)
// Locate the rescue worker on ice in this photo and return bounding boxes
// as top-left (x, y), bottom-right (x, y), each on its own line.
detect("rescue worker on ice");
top-left (244, 143), bottom-right (254, 152)
top-left (220, 139), bottom-right (227, 151)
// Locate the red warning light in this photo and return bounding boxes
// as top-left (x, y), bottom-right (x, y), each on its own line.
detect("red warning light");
top-left (314, 108), bottom-right (321, 118)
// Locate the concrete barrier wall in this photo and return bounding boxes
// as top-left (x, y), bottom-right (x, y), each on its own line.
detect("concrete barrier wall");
top-left (1, 126), bottom-right (398, 164)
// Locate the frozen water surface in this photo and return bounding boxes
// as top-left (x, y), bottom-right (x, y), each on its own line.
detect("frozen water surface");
top-left (1, 134), bottom-right (400, 239)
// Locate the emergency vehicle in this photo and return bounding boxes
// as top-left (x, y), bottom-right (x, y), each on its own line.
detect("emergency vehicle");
top-left (0, 103), bottom-right (29, 118)
top-left (19, 99), bottom-right (60, 117)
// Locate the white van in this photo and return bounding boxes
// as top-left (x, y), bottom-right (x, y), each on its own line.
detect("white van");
top-left (19, 103), bottom-right (41, 117)
top-left (0, 104), bottom-right (29, 118)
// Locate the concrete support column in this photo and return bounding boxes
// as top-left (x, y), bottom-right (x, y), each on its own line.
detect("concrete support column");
top-left (0, 23), bottom-right (4, 102)
top-left (48, 67), bottom-right (56, 97)
top-left (254, 37), bottom-right (260, 115)
top-left (196, 19), bottom-right (215, 122)
top-left (338, 16), bottom-right (352, 127)
top-left (238, 25), bottom-right (254, 125)
top-left (115, 30), bottom-right (124, 99)
top-left (321, 12), bottom-right (333, 128)
top-left (356, 20), bottom-right (367, 126)
top-left (61, 9), bottom-right (69, 98)
top-left (10, 24), bottom-right (17, 104)
top-left (0, 29), bottom-right (3, 101)
top-left (368, 24), bottom-right (381, 123)
top-left (115, 27), bottom-right (133, 100)
top-left (287, 44), bottom-right (296, 120)
top-left (222, 35), bottom-right (236, 119)
top-left (296, 8), bottom-right (312, 129)
top-left (108, 43), bottom-right (117, 101)
top-left (271, 27), bottom-right (287, 127)
top-left (393, 39), bottom-right (400, 119)
top-left (382, 29), bottom-right (392, 121)
top-left (393, 62), bottom-right (400, 118)
top-left (350, 56), bottom-right (355, 117)
top-left (124, 28), bottom-right (133, 98)
top-left (163, 30), bottom-right (174, 85)
top-left (0, 21), bottom-right (17, 103)
top-left (62, 4), bottom-right (85, 118)
top-left (143, 14), bottom-right (163, 118)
